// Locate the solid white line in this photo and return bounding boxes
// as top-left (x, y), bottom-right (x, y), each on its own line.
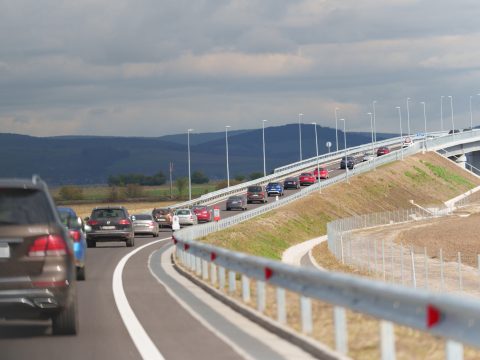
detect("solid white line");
top-left (112, 237), bottom-right (170, 360)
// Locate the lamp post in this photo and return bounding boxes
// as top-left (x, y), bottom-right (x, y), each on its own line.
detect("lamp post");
top-left (298, 113), bottom-right (303, 161)
top-left (372, 100), bottom-right (377, 143)
top-left (396, 107), bottom-right (404, 160)
top-left (334, 107), bottom-right (339, 152)
top-left (187, 128), bottom-right (193, 201)
top-left (420, 102), bottom-right (427, 151)
top-left (440, 96), bottom-right (444, 132)
top-left (470, 95), bottom-right (473, 130)
top-left (367, 112), bottom-right (376, 169)
top-left (448, 96), bottom-right (455, 139)
top-left (225, 125), bottom-right (231, 188)
top-left (339, 118), bottom-right (348, 182)
top-left (262, 119), bottom-right (268, 177)
top-left (311, 122), bottom-right (320, 189)
top-left (406, 97), bottom-right (411, 136)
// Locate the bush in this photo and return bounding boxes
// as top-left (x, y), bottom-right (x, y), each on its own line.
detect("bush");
top-left (58, 186), bottom-right (83, 201)
top-left (175, 177), bottom-right (188, 196)
top-left (108, 186), bottom-right (122, 201)
top-left (125, 184), bottom-right (144, 198)
top-left (215, 179), bottom-right (241, 190)
top-left (249, 172), bottom-right (264, 180)
top-left (191, 171), bottom-right (209, 184)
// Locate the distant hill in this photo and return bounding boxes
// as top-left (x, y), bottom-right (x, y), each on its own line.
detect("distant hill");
top-left (0, 125), bottom-right (394, 185)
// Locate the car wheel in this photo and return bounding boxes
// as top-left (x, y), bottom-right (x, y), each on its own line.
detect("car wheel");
top-left (126, 236), bottom-right (134, 247)
top-left (52, 294), bottom-right (78, 335)
top-left (76, 266), bottom-right (85, 281)
top-left (226, 207), bottom-right (230, 211)
top-left (87, 239), bottom-right (96, 248)
top-left (247, 200), bottom-right (251, 204)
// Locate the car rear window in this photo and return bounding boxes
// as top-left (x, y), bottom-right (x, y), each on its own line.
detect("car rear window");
top-left (133, 214), bottom-right (152, 220)
top-left (229, 196), bottom-right (242, 200)
top-left (248, 186), bottom-right (262, 192)
top-left (58, 209), bottom-right (81, 229)
top-left (153, 209), bottom-right (170, 215)
top-left (176, 210), bottom-right (190, 215)
top-left (0, 189), bottom-right (55, 225)
top-left (91, 208), bottom-right (126, 219)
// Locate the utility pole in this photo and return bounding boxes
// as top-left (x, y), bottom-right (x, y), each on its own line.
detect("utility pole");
top-left (169, 161), bottom-right (173, 199)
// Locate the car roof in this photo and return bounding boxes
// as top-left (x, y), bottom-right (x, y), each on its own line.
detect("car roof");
top-left (0, 177), bottom-right (46, 189)
top-left (93, 205), bottom-right (126, 210)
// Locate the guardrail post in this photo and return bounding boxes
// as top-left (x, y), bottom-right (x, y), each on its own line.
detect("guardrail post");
top-left (242, 275), bottom-right (251, 303)
top-left (445, 340), bottom-right (463, 360)
top-left (228, 270), bottom-right (236, 294)
top-left (334, 306), bottom-right (348, 355)
top-left (300, 296), bottom-right (313, 335)
top-left (219, 266), bottom-right (226, 291)
top-left (195, 256), bottom-right (202, 276)
top-left (276, 288), bottom-right (286, 325)
top-left (257, 281), bottom-right (266, 313)
top-left (211, 263), bottom-right (217, 285)
top-left (202, 259), bottom-right (209, 280)
top-left (380, 321), bottom-right (395, 360)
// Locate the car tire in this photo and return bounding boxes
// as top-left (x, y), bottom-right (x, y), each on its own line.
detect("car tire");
top-left (76, 266), bottom-right (85, 281)
top-left (52, 295), bottom-right (78, 335)
top-left (87, 239), bottom-right (96, 248)
top-left (126, 236), bottom-right (134, 247)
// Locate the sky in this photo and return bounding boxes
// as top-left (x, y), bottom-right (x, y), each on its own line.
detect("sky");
top-left (1, 0), bottom-right (480, 137)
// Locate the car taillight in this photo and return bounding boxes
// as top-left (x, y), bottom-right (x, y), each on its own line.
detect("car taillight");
top-left (87, 219), bottom-right (98, 226)
top-left (28, 235), bottom-right (69, 257)
top-left (69, 230), bottom-right (81, 243)
top-left (118, 219), bottom-right (131, 225)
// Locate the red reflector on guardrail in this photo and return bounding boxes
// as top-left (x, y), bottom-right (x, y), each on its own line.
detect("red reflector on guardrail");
top-left (265, 267), bottom-right (273, 280)
top-left (427, 304), bottom-right (441, 328)
top-left (210, 252), bottom-right (217, 261)
top-left (172, 236), bottom-right (177, 244)
top-left (184, 244), bottom-right (190, 251)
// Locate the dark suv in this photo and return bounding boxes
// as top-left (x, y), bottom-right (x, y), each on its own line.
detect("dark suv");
top-left (86, 206), bottom-right (134, 247)
top-left (340, 156), bottom-right (356, 170)
top-left (0, 176), bottom-right (78, 335)
top-left (247, 185), bottom-right (267, 204)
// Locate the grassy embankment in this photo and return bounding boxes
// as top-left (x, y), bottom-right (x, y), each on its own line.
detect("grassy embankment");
top-left (197, 152), bottom-right (480, 360)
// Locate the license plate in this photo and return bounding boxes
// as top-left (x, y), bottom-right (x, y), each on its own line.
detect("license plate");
top-left (253, 194), bottom-right (258, 197)
top-left (0, 244), bottom-right (10, 258)
top-left (102, 226), bottom-right (116, 230)
top-left (159, 219), bottom-right (166, 222)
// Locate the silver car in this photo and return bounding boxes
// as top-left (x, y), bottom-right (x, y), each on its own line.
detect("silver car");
top-left (132, 214), bottom-right (159, 237)
top-left (174, 209), bottom-right (198, 226)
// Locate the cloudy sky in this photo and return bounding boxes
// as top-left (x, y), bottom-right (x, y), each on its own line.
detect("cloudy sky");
top-left (1, 0), bottom-right (480, 137)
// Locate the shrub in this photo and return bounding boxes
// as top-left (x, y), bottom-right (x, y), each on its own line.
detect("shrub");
top-left (58, 186), bottom-right (83, 201)
top-left (125, 184), bottom-right (144, 198)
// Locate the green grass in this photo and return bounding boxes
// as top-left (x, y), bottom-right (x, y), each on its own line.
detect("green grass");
top-left (404, 166), bottom-right (431, 183)
top-left (422, 161), bottom-right (474, 188)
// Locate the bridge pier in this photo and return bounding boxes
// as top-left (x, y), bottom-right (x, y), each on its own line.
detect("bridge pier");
top-left (455, 154), bottom-right (467, 169)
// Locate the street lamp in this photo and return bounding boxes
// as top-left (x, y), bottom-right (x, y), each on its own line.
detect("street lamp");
top-left (440, 96), bottom-right (444, 132)
top-left (334, 108), bottom-right (339, 152)
top-left (367, 112), bottom-right (376, 169)
top-left (311, 122), bottom-right (320, 190)
top-left (406, 98), bottom-right (411, 136)
top-left (420, 102), bottom-right (427, 151)
top-left (470, 95), bottom-right (473, 130)
top-left (339, 118), bottom-right (348, 182)
top-left (262, 119), bottom-right (268, 177)
top-left (187, 128), bottom-right (194, 201)
top-left (396, 107), bottom-right (404, 160)
top-left (298, 113), bottom-right (303, 161)
top-left (225, 125), bottom-right (231, 188)
top-left (372, 100), bottom-right (377, 143)
top-left (448, 96), bottom-right (455, 139)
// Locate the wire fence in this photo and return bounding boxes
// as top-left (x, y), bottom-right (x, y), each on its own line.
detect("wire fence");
top-left (327, 206), bottom-right (480, 297)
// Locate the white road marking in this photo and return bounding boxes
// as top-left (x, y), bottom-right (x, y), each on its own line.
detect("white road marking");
top-left (112, 237), bottom-right (170, 360)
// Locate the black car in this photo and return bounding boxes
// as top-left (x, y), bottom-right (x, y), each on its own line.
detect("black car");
top-left (283, 177), bottom-right (300, 190)
top-left (340, 156), bottom-right (356, 170)
top-left (0, 176), bottom-right (78, 335)
top-left (448, 129), bottom-right (460, 134)
top-left (86, 206), bottom-right (135, 247)
top-left (226, 195), bottom-right (247, 211)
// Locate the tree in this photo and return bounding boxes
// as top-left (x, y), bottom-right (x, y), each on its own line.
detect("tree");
top-left (249, 172), bottom-right (264, 180)
top-left (234, 174), bottom-right (246, 182)
top-left (191, 170), bottom-right (209, 184)
top-left (175, 177), bottom-right (188, 196)
top-left (58, 186), bottom-right (83, 201)
top-left (125, 184), bottom-right (143, 198)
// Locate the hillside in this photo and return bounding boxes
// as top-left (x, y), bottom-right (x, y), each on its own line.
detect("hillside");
top-left (200, 152), bottom-right (480, 259)
top-left (0, 125), bottom-right (393, 185)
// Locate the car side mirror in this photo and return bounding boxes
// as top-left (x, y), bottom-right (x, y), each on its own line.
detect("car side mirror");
top-left (131, 215), bottom-right (136, 221)
top-left (84, 217), bottom-right (90, 222)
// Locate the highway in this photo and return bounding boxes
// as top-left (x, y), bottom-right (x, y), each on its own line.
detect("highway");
top-left (0, 155), bottom-right (355, 359)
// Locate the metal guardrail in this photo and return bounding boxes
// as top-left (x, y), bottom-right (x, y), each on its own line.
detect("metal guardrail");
top-left (167, 130), bottom-right (480, 358)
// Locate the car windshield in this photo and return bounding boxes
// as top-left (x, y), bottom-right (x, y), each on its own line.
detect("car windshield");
top-left (0, 189), bottom-right (55, 226)
top-left (133, 214), bottom-right (152, 220)
top-left (229, 196), bottom-right (242, 200)
top-left (176, 210), bottom-right (190, 215)
top-left (91, 208), bottom-right (126, 219)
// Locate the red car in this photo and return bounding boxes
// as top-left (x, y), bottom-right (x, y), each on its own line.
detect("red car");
top-left (377, 146), bottom-right (390, 156)
top-left (192, 205), bottom-right (212, 222)
top-left (313, 167), bottom-right (329, 179)
top-left (299, 172), bottom-right (316, 186)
